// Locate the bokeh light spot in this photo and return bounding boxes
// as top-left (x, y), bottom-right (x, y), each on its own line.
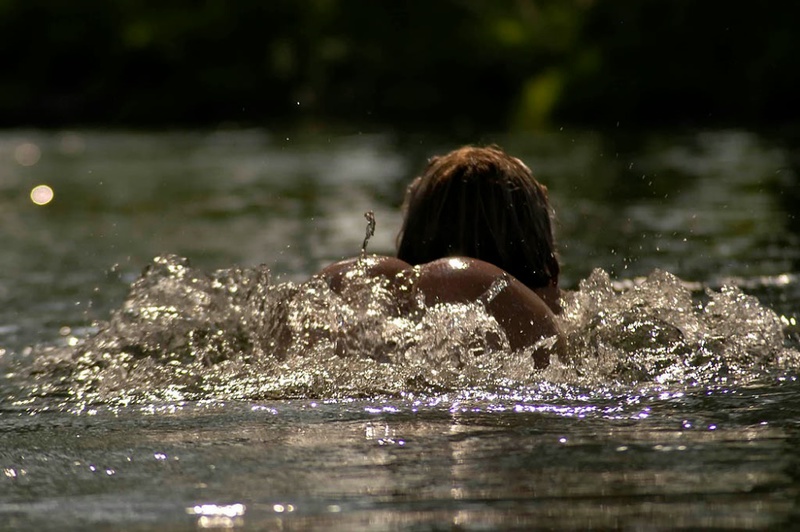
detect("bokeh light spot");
top-left (15, 142), bottom-right (41, 166)
top-left (58, 132), bottom-right (86, 155)
top-left (30, 185), bottom-right (54, 205)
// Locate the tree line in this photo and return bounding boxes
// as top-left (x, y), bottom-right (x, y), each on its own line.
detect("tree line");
top-left (2, 0), bottom-right (797, 131)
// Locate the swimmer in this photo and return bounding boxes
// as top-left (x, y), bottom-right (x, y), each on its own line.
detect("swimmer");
top-left (317, 145), bottom-right (563, 368)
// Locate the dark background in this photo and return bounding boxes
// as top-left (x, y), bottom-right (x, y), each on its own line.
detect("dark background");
top-left (3, 0), bottom-right (798, 132)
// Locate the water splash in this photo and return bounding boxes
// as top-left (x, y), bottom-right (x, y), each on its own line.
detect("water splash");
top-left (552, 268), bottom-right (796, 387)
top-left (7, 257), bottom-right (798, 406)
top-left (361, 210), bottom-right (376, 259)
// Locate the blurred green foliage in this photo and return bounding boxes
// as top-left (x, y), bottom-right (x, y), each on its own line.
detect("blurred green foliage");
top-left (2, 0), bottom-right (798, 130)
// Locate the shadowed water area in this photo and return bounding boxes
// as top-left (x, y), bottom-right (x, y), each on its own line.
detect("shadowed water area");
top-left (1, 130), bottom-right (799, 530)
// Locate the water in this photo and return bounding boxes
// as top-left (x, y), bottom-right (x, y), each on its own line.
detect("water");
top-left (1, 129), bottom-right (799, 530)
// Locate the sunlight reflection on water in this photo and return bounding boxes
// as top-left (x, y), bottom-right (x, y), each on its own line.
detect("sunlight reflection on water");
top-left (29, 184), bottom-right (54, 205)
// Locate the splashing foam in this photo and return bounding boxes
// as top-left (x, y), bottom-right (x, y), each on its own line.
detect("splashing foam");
top-left (552, 269), bottom-right (797, 387)
top-left (13, 257), bottom-right (799, 405)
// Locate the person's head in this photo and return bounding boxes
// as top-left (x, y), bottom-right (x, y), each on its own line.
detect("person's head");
top-left (396, 145), bottom-right (559, 289)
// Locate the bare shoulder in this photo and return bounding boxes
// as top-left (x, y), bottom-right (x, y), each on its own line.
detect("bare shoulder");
top-left (413, 258), bottom-right (563, 367)
top-left (316, 255), bottom-right (563, 368)
top-left (316, 255), bottom-right (411, 293)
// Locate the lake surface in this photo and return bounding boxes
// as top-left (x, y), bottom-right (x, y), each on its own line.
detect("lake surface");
top-left (1, 129), bottom-right (799, 530)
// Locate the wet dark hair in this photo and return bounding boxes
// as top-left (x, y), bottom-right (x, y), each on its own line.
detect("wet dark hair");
top-left (396, 145), bottom-right (559, 289)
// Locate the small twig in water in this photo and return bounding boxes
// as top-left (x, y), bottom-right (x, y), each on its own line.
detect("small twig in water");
top-left (361, 211), bottom-right (376, 259)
